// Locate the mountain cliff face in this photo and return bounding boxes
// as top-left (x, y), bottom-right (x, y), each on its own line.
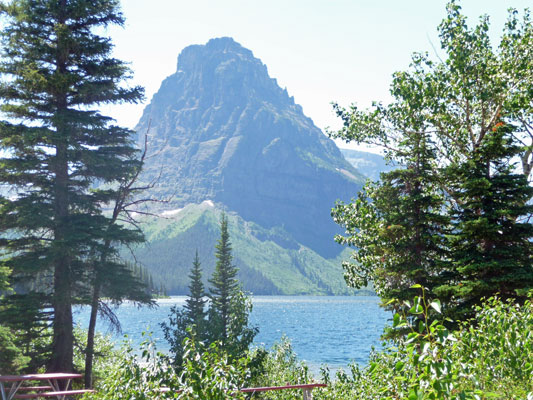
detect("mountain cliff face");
top-left (136, 37), bottom-right (364, 259)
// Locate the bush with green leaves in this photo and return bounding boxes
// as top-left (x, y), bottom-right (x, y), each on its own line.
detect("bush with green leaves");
top-left (177, 335), bottom-right (251, 400)
top-left (248, 337), bottom-right (311, 400)
top-left (86, 331), bottom-right (253, 400)
top-left (72, 326), bottom-right (121, 389)
top-left (451, 297), bottom-right (533, 398)
top-left (313, 289), bottom-right (533, 400)
top-left (85, 333), bottom-right (178, 400)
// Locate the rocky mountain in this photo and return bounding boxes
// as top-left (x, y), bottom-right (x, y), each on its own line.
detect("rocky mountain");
top-left (133, 38), bottom-right (366, 294)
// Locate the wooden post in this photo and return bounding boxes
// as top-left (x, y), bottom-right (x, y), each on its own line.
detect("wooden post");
top-left (303, 388), bottom-right (313, 400)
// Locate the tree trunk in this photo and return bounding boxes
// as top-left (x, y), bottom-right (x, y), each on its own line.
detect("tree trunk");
top-left (49, 0), bottom-right (74, 373)
top-left (85, 281), bottom-right (100, 388)
top-left (49, 137), bottom-right (74, 373)
top-left (50, 258), bottom-right (74, 372)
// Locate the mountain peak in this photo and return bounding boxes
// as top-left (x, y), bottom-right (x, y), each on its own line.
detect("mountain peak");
top-left (137, 39), bottom-right (365, 257)
top-left (176, 37), bottom-right (256, 73)
top-left (205, 37), bottom-right (248, 53)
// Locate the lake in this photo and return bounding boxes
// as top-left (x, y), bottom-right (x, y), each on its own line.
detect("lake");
top-left (74, 296), bottom-right (391, 372)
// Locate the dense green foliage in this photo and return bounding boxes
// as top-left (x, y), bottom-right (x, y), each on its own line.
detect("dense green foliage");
top-left (331, 1), bottom-right (533, 321)
top-left (0, 326), bottom-right (29, 374)
top-left (334, 129), bottom-right (449, 324)
top-left (0, 293), bottom-right (52, 371)
top-left (441, 129), bottom-right (533, 319)
top-left (87, 333), bottom-right (251, 400)
top-left (247, 338), bottom-right (311, 400)
top-left (72, 326), bottom-right (119, 387)
top-left (84, 295), bottom-right (533, 399)
top-left (85, 334), bottom-right (178, 400)
top-left (0, 0), bottom-right (146, 371)
top-left (177, 337), bottom-right (251, 400)
top-left (311, 292), bottom-right (533, 400)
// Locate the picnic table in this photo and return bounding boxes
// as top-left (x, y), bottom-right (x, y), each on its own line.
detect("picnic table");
top-left (0, 373), bottom-right (93, 400)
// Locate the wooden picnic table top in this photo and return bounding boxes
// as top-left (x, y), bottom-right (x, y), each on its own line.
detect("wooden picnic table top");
top-left (0, 374), bottom-right (82, 382)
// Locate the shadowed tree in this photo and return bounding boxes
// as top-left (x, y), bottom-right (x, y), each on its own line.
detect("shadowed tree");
top-left (0, 0), bottom-right (144, 372)
top-left (184, 250), bottom-right (207, 330)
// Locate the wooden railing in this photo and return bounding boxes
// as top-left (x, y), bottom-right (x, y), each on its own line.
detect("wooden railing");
top-left (159, 383), bottom-right (327, 399)
top-left (241, 383), bottom-right (327, 399)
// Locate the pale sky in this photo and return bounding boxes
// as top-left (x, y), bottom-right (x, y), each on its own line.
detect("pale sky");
top-left (101, 0), bottom-right (532, 153)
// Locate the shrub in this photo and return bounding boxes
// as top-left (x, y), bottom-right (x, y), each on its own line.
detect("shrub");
top-left (314, 290), bottom-right (533, 400)
top-left (248, 337), bottom-right (311, 400)
top-left (177, 336), bottom-right (251, 399)
top-left (86, 333), bottom-right (178, 400)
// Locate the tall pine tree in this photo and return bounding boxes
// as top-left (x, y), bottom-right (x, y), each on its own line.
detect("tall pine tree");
top-left (162, 249), bottom-right (207, 368)
top-left (0, 0), bottom-right (144, 372)
top-left (209, 213), bottom-right (239, 342)
top-left (184, 249), bottom-right (207, 329)
top-left (208, 213), bottom-right (256, 358)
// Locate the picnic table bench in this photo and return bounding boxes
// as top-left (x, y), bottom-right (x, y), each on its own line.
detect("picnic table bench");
top-left (0, 374), bottom-right (94, 400)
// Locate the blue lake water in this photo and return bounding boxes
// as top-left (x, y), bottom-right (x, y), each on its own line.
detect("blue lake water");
top-left (74, 296), bottom-right (391, 372)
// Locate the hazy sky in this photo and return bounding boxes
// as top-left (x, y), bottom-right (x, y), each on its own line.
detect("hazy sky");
top-left (102, 0), bottom-right (532, 152)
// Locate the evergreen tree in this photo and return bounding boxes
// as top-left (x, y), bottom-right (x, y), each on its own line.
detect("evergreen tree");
top-left (0, 326), bottom-right (29, 374)
top-left (184, 249), bottom-right (207, 329)
top-left (163, 216), bottom-right (257, 367)
top-left (162, 250), bottom-right (207, 368)
top-left (209, 213), bottom-right (239, 341)
top-left (438, 127), bottom-right (533, 319)
top-left (208, 213), bottom-right (256, 357)
top-left (333, 129), bottom-right (449, 326)
top-left (0, 0), bottom-right (144, 372)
